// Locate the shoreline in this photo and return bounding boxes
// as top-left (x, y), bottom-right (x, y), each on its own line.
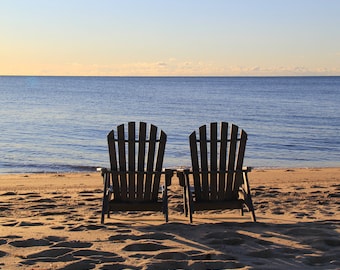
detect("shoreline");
top-left (1, 165), bottom-right (339, 175)
top-left (1, 165), bottom-right (339, 180)
top-left (0, 167), bottom-right (339, 269)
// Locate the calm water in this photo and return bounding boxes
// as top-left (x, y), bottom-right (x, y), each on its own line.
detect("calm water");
top-left (1, 76), bottom-right (339, 173)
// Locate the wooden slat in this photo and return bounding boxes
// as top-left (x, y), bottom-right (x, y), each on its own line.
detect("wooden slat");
top-left (128, 122), bottom-right (136, 200)
top-left (234, 129), bottom-right (247, 190)
top-left (137, 122), bottom-right (146, 200)
top-left (117, 124), bottom-right (127, 200)
top-left (189, 131), bottom-right (201, 201)
top-left (144, 124), bottom-right (157, 200)
top-left (226, 124), bottom-right (238, 199)
top-left (152, 130), bottom-right (167, 200)
top-left (210, 122), bottom-right (218, 200)
top-left (236, 129), bottom-right (247, 170)
top-left (108, 130), bottom-right (120, 200)
top-left (108, 130), bottom-right (117, 171)
top-left (199, 125), bottom-right (209, 200)
top-left (218, 122), bottom-right (228, 200)
top-left (155, 131), bottom-right (166, 172)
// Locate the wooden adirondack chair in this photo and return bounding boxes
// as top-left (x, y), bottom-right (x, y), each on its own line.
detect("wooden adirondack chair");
top-left (177, 122), bottom-right (256, 223)
top-left (98, 122), bottom-right (173, 224)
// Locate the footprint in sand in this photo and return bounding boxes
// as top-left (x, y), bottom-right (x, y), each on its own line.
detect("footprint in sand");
top-left (45, 236), bottom-right (67, 242)
top-left (62, 259), bottom-right (97, 270)
top-left (328, 192), bottom-right (340, 198)
top-left (123, 242), bottom-right (171, 252)
top-left (25, 247), bottom-right (74, 260)
top-left (18, 221), bottom-right (44, 226)
top-left (52, 241), bottom-right (93, 248)
top-left (108, 232), bottom-right (175, 242)
top-left (311, 185), bottom-right (326, 189)
top-left (20, 192), bottom-right (42, 198)
top-left (203, 231), bottom-right (245, 246)
top-left (0, 250), bottom-right (7, 258)
top-left (1, 191), bottom-right (17, 196)
top-left (50, 226), bottom-right (65, 230)
top-left (78, 190), bottom-right (101, 202)
top-left (1, 221), bottom-right (18, 227)
top-left (154, 251), bottom-right (189, 260)
top-left (190, 261), bottom-right (244, 270)
top-left (145, 260), bottom-right (188, 270)
top-left (271, 207), bottom-right (285, 215)
top-left (1, 235), bottom-right (22, 240)
top-left (72, 249), bottom-right (124, 262)
top-left (9, 238), bottom-right (50, 247)
top-left (100, 263), bottom-right (139, 270)
top-left (41, 210), bottom-right (72, 216)
top-left (68, 224), bottom-right (105, 231)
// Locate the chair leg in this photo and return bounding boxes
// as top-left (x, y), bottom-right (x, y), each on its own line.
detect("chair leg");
top-left (248, 198), bottom-right (256, 222)
top-left (185, 175), bottom-right (193, 223)
top-left (243, 195), bottom-right (256, 222)
top-left (251, 209), bottom-right (256, 222)
top-left (189, 206), bottom-right (193, 223)
top-left (107, 190), bottom-right (112, 219)
top-left (101, 208), bottom-right (105, 224)
top-left (163, 185), bottom-right (169, 222)
top-left (243, 172), bottom-right (256, 222)
top-left (101, 174), bottom-right (110, 224)
top-left (101, 193), bottom-right (108, 224)
top-left (102, 173), bottom-right (114, 224)
top-left (165, 208), bottom-right (169, 223)
top-left (183, 185), bottom-right (188, 217)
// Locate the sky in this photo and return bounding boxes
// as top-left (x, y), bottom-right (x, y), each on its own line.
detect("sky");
top-left (1, 0), bottom-right (340, 76)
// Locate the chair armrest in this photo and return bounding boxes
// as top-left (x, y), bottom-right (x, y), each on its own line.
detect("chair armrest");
top-left (96, 167), bottom-right (109, 177)
top-left (176, 169), bottom-right (190, 187)
top-left (243, 166), bottom-right (252, 172)
top-left (163, 169), bottom-right (174, 186)
top-left (99, 168), bottom-right (174, 186)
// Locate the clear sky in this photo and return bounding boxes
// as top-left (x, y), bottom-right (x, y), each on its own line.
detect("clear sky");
top-left (1, 0), bottom-right (340, 76)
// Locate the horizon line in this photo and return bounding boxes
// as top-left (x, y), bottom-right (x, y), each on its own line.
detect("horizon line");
top-left (1, 74), bottom-right (340, 78)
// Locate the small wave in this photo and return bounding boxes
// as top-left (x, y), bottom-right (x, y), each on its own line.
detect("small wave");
top-left (0, 163), bottom-right (99, 174)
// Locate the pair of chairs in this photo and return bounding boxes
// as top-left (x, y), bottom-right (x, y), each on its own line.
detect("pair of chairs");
top-left (98, 122), bottom-right (256, 224)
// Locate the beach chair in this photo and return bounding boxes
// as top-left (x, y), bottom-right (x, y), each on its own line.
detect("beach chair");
top-left (177, 122), bottom-right (256, 223)
top-left (98, 122), bottom-right (173, 224)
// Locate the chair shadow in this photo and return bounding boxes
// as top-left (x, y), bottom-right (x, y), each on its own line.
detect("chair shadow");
top-left (133, 218), bottom-right (340, 269)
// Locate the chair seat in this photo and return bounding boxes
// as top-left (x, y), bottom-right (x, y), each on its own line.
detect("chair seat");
top-left (191, 200), bottom-right (243, 211)
top-left (109, 201), bottom-right (164, 212)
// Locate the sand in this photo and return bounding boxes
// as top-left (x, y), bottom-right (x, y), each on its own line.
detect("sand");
top-left (0, 168), bottom-right (339, 269)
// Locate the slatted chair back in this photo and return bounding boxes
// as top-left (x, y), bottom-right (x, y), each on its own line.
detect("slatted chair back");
top-left (189, 122), bottom-right (247, 201)
top-left (107, 122), bottom-right (167, 202)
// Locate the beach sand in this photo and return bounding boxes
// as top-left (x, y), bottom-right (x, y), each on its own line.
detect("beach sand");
top-left (0, 168), bottom-right (339, 269)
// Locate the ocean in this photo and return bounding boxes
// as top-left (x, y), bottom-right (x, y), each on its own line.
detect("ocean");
top-left (1, 76), bottom-right (339, 173)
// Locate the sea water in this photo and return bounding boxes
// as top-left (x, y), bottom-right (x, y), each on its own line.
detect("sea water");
top-left (1, 76), bottom-right (339, 173)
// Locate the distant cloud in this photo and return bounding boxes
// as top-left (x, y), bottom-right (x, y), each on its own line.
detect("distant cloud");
top-left (3, 59), bottom-right (339, 76)
top-left (157, 62), bottom-right (167, 67)
top-left (227, 65), bottom-right (340, 76)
